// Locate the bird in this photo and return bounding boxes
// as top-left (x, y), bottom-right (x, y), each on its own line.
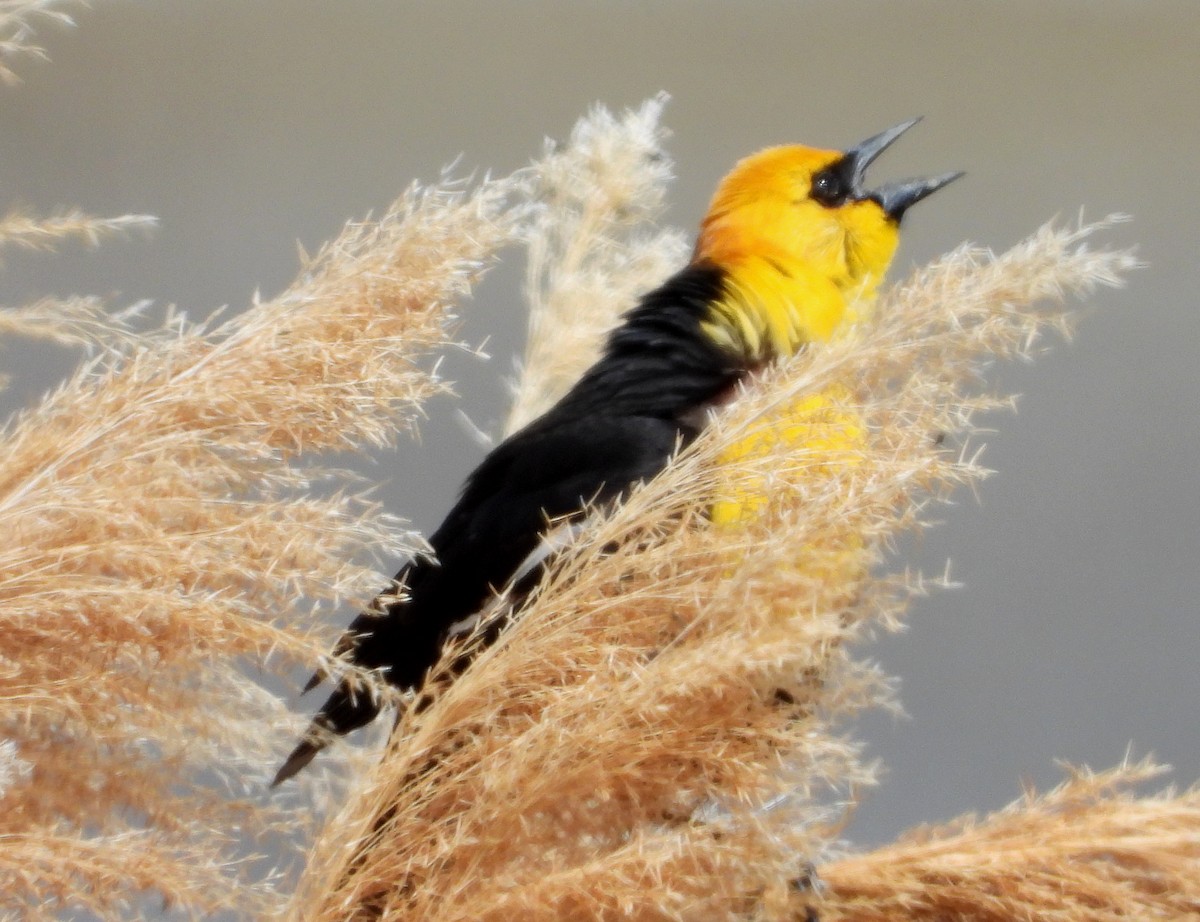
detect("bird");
top-left (272, 118), bottom-right (960, 785)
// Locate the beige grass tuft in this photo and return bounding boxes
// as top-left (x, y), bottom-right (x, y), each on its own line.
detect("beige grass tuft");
top-left (287, 105), bottom-right (1151, 921)
top-left (0, 209), bottom-right (158, 253)
top-left (0, 296), bottom-right (153, 350)
top-left (0, 173), bottom-right (522, 915)
top-left (0, 0), bottom-right (78, 84)
top-left (0, 210), bottom-right (157, 350)
top-left (0, 206), bottom-right (158, 352)
top-left (505, 93), bottom-right (689, 433)
top-left (821, 758), bottom-right (1200, 920)
top-left (3, 80), bottom-right (1180, 919)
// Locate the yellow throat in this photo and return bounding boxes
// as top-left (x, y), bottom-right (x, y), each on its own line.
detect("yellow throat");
top-left (694, 143), bottom-right (902, 363)
top-left (694, 121), bottom-right (961, 526)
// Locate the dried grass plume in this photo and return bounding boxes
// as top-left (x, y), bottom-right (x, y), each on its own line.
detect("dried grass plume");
top-left (0, 166), bottom-right (522, 914)
top-left (284, 104), bottom-right (1178, 922)
top-left (0, 0), bottom-right (78, 84)
top-left (821, 758), bottom-right (1200, 920)
top-left (0, 60), bottom-right (1184, 922)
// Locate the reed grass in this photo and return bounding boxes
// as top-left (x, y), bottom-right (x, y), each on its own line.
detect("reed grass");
top-left (0, 118), bottom-right (522, 915)
top-left (285, 104), bottom-right (1157, 922)
top-left (0, 30), bottom-right (1181, 917)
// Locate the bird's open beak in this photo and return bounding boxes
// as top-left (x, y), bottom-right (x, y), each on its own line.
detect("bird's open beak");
top-left (840, 118), bottom-right (963, 222)
top-left (870, 171), bottom-right (964, 222)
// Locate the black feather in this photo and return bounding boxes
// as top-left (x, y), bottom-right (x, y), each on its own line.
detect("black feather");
top-left (274, 261), bottom-right (745, 781)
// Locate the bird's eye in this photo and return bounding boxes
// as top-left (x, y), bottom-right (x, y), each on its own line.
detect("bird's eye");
top-left (811, 169), bottom-right (846, 207)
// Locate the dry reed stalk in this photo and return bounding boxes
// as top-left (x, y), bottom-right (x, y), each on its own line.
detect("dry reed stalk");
top-left (289, 103), bottom-right (1144, 921)
top-left (0, 68), bottom-right (1169, 919)
top-left (504, 94), bottom-right (689, 434)
top-left (0, 0), bottom-right (76, 84)
top-left (0, 296), bottom-right (151, 350)
top-left (0, 210), bottom-right (157, 253)
top-left (0, 171), bottom-right (522, 916)
top-left (0, 131), bottom-right (156, 355)
top-left (820, 758), bottom-right (1200, 921)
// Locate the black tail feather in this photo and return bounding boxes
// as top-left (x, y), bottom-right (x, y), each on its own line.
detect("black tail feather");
top-left (272, 674), bottom-right (387, 785)
top-left (271, 735), bottom-right (325, 787)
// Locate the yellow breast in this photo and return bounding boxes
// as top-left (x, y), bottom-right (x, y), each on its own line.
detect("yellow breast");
top-left (699, 250), bottom-right (882, 365)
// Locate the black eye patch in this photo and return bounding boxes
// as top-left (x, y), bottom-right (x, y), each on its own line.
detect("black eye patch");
top-left (810, 168), bottom-right (848, 207)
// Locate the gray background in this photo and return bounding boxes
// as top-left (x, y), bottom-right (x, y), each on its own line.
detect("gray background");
top-left (1, 1), bottom-right (1195, 847)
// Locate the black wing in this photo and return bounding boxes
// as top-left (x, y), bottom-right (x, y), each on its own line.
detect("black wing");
top-left (274, 262), bottom-right (746, 784)
top-left (272, 412), bottom-right (687, 784)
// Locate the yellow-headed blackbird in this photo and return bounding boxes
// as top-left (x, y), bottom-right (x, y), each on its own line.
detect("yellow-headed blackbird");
top-left (273, 119), bottom-right (959, 784)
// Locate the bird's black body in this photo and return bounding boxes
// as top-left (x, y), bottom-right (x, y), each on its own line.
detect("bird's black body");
top-left (274, 262), bottom-right (743, 783)
top-left (273, 118), bottom-right (963, 785)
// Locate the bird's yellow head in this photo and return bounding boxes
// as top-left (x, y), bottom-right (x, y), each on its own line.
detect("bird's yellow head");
top-left (693, 119), bottom-right (961, 359)
top-left (697, 118), bottom-right (960, 296)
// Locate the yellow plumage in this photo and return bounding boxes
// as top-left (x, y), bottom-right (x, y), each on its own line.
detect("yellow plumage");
top-left (710, 387), bottom-right (867, 526)
top-left (691, 143), bottom-right (901, 527)
top-left (275, 120), bottom-right (958, 784)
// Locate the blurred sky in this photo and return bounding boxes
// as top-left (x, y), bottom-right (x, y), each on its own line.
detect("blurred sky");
top-left (0, 0), bottom-right (1196, 848)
